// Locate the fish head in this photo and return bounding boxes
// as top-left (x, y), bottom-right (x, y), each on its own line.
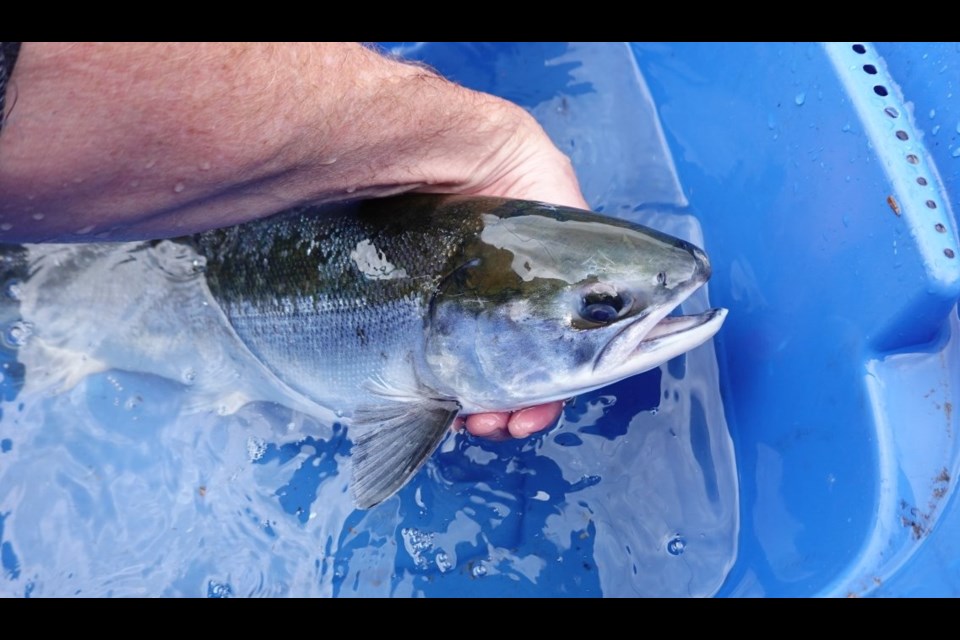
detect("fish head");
top-left (423, 199), bottom-right (727, 413)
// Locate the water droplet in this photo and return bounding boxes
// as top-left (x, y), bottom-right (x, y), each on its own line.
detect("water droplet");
top-left (841, 123), bottom-right (851, 132)
top-left (649, 407), bottom-right (658, 415)
top-left (124, 395), bottom-right (143, 411)
top-left (952, 147), bottom-right (960, 158)
top-left (4, 321), bottom-right (32, 348)
top-left (199, 161), bottom-right (211, 171)
top-left (346, 186), bottom-right (356, 194)
top-left (182, 368), bottom-right (197, 385)
top-left (0, 223), bottom-right (12, 232)
top-left (246, 436), bottom-right (267, 462)
top-left (472, 563), bottom-right (488, 578)
top-left (31, 213), bottom-right (44, 221)
top-left (794, 92), bottom-right (806, 106)
top-left (75, 225), bottom-right (95, 235)
top-left (435, 551), bottom-right (453, 573)
top-left (144, 159), bottom-right (157, 169)
top-left (930, 109), bottom-right (937, 118)
top-left (173, 182), bottom-right (185, 193)
top-left (666, 535), bottom-right (687, 556)
top-left (842, 215), bottom-right (850, 227)
top-left (767, 114), bottom-right (777, 130)
top-left (207, 581), bottom-right (233, 598)
top-left (932, 125), bottom-right (941, 136)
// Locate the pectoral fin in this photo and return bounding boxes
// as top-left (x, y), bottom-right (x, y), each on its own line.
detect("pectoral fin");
top-left (350, 396), bottom-right (461, 509)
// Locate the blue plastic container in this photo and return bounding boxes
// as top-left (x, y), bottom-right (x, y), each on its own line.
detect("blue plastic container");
top-left (0, 42), bottom-right (957, 597)
top-left (634, 42), bottom-right (960, 597)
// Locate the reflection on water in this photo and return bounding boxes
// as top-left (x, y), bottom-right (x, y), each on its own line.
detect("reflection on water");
top-left (0, 43), bottom-right (737, 597)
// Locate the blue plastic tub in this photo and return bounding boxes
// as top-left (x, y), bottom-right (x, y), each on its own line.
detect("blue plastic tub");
top-left (0, 42), bottom-right (957, 597)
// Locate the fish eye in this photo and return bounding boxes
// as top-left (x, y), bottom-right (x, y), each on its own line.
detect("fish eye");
top-left (583, 301), bottom-right (619, 323)
top-left (576, 284), bottom-right (630, 327)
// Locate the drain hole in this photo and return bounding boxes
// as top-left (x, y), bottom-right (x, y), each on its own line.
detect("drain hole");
top-left (918, 176), bottom-right (929, 185)
top-left (946, 248), bottom-right (956, 259)
top-left (936, 224), bottom-right (946, 233)
top-left (853, 44), bottom-right (867, 54)
top-left (874, 85), bottom-right (889, 97)
top-left (926, 200), bottom-right (938, 209)
top-left (896, 130), bottom-right (909, 141)
top-left (884, 106), bottom-right (900, 118)
top-left (907, 154), bottom-right (919, 164)
top-left (863, 64), bottom-right (877, 74)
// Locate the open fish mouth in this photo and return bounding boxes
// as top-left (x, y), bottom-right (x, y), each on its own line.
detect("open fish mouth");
top-left (637, 308), bottom-right (727, 351)
top-left (594, 307), bottom-right (727, 375)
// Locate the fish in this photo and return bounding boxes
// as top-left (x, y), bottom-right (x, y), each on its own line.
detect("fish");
top-left (0, 194), bottom-right (727, 508)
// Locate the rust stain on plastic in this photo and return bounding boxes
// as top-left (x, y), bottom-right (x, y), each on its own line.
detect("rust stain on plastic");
top-left (899, 468), bottom-right (951, 539)
top-left (887, 195), bottom-right (901, 216)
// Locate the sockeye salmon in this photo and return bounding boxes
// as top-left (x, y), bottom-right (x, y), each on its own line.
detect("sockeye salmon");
top-left (0, 195), bottom-right (727, 508)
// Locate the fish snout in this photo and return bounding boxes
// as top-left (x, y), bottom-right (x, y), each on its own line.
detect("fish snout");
top-left (688, 242), bottom-right (712, 284)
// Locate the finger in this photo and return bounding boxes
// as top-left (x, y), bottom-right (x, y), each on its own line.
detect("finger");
top-left (465, 411), bottom-right (511, 438)
top-left (507, 401), bottom-right (564, 438)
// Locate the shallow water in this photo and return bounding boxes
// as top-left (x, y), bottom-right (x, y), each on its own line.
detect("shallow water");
top-left (0, 43), bottom-right (738, 597)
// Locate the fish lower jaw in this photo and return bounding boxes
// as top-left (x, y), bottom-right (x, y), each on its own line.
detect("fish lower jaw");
top-left (641, 307), bottom-right (727, 344)
top-left (595, 307), bottom-right (727, 378)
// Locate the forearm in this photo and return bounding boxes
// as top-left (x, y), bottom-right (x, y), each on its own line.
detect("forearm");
top-left (0, 42), bottom-right (548, 240)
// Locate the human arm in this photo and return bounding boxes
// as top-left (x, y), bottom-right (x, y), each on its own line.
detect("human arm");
top-left (0, 42), bottom-right (584, 436)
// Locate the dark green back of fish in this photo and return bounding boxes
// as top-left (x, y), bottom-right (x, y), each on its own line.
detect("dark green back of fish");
top-left (188, 195), bottom-right (496, 310)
